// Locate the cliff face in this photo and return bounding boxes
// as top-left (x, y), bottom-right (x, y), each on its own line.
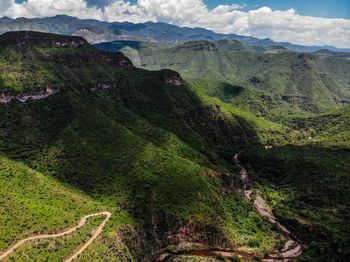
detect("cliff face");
top-left (0, 31), bottom-right (133, 67)
top-left (0, 87), bottom-right (58, 103)
top-left (0, 31), bottom-right (89, 48)
top-left (162, 69), bottom-right (183, 86)
top-left (0, 31), bottom-right (133, 93)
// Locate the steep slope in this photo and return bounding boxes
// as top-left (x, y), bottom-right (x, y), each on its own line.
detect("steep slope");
top-left (0, 156), bottom-right (100, 253)
top-left (97, 38), bottom-right (350, 261)
top-left (96, 40), bottom-right (350, 119)
top-left (0, 31), bottom-right (287, 261)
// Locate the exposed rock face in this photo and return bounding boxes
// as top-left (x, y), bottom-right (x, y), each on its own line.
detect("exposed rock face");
top-left (90, 82), bottom-right (113, 92)
top-left (97, 52), bottom-right (133, 68)
top-left (162, 70), bottom-right (183, 86)
top-left (117, 217), bottom-right (231, 261)
top-left (0, 87), bottom-right (58, 103)
top-left (163, 222), bottom-right (229, 247)
top-left (0, 31), bottom-right (89, 48)
top-left (0, 31), bottom-right (134, 69)
top-left (250, 76), bottom-right (262, 85)
top-left (165, 76), bottom-right (182, 86)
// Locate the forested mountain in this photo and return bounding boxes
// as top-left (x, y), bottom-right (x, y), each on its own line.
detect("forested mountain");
top-left (1, 15), bottom-right (350, 52)
top-left (0, 27), bottom-right (349, 261)
top-left (0, 31), bottom-right (289, 261)
top-left (96, 39), bottom-right (350, 120)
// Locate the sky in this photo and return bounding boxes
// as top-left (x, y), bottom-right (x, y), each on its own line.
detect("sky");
top-left (3, 0), bottom-right (350, 48)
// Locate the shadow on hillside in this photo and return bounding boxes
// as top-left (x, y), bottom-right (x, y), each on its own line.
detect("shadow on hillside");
top-left (0, 74), bottom-right (5, 89)
top-left (95, 40), bottom-right (143, 53)
top-left (220, 83), bottom-right (244, 98)
top-left (1, 67), bottom-right (349, 260)
top-left (0, 68), bottom-right (262, 257)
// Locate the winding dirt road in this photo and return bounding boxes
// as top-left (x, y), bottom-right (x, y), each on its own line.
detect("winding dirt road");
top-left (0, 211), bottom-right (111, 261)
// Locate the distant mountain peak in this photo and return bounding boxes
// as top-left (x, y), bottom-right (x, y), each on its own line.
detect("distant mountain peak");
top-left (0, 16), bottom-right (12, 23)
top-left (315, 49), bottom-right (333, 54)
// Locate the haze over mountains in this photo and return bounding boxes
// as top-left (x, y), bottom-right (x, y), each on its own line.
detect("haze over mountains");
top-left (1, 15), bottom-right (350, 53)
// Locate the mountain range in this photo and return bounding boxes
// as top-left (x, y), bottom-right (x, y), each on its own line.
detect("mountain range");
top-left (96, 39), bottom-right (350, 121)
top-left (1, 15), bottom-right (350, 52)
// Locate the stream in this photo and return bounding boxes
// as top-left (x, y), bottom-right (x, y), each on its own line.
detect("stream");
top-left (155, 153), bottom-right (302, 262)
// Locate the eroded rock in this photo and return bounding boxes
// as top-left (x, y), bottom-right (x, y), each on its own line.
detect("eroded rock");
top-left (90, 82), bottom-right (113, 92)
top-left (0, 87), bottom-right (58, 103)
top-left (162, 70), bottom-right (183, 86)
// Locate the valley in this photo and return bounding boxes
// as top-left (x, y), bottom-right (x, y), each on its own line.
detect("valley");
top-left (0, 18), bottom-right (349, 262)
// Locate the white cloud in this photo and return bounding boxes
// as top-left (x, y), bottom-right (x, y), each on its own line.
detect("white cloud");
top-left (1, 0), bottom-right (350, 48)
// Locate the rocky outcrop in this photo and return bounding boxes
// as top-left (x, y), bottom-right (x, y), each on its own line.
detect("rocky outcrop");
top-left (165, 76), bottom-right (182, 86)
top-left (162, 70), bottom-right (183, 86)
top-left (0, 31), bottom-right (134, 70)
top-left (116, 208), bottom-right (233, 262)
top-left (0, 31), bottom-right (89, 48)
top-left (97, 51), bottom-right (133, 68)
top-left (250, 76), bottom-right (262, 85)
top-left (0, 87), bottom-right (58, 103)
top-left (90, 82), bottom-right (114, 92)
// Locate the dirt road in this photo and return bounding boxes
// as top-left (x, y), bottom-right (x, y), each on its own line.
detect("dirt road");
top-left (0, 211), bottom-right (111, 261)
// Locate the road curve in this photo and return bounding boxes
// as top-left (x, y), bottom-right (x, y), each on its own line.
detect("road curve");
top-left (0, 211), bottom-right (112, 261)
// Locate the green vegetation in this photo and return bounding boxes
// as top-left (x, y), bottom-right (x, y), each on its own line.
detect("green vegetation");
top-left (3, 215), bottom-right (105, 262)
top-left (96, 37), bottom-right (350, 261)
top-left (243, 145), bottom-right (350, 262)
top-left (0, 156), bottom-right (98, 250)
top-left (96, 40), bottom-right (350, 120)
top-left (1, 31), bottom-right (349, 261)
top-left (0, 31), bottom-right (285, 261)
top-left (289, 106), bottom-right (350, 147)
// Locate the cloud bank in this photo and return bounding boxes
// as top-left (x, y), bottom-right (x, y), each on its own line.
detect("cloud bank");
top-left (1, 0), bottom-right (350, 48)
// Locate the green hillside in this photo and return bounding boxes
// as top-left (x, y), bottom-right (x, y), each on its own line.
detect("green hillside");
top-left (0, 156), bottom-right (99, 250)
top-left (0, 31), bottom-right (287, 261)
top-left (290, 105), bottom-right (350, 147)
top-left (1, 31), bottom-right (349, 262)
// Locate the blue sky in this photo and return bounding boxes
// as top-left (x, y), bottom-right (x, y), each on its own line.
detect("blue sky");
top-left (206, 0), bottom-right (350, 19)
top-left (14, 0), bottom-right (350, 19)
